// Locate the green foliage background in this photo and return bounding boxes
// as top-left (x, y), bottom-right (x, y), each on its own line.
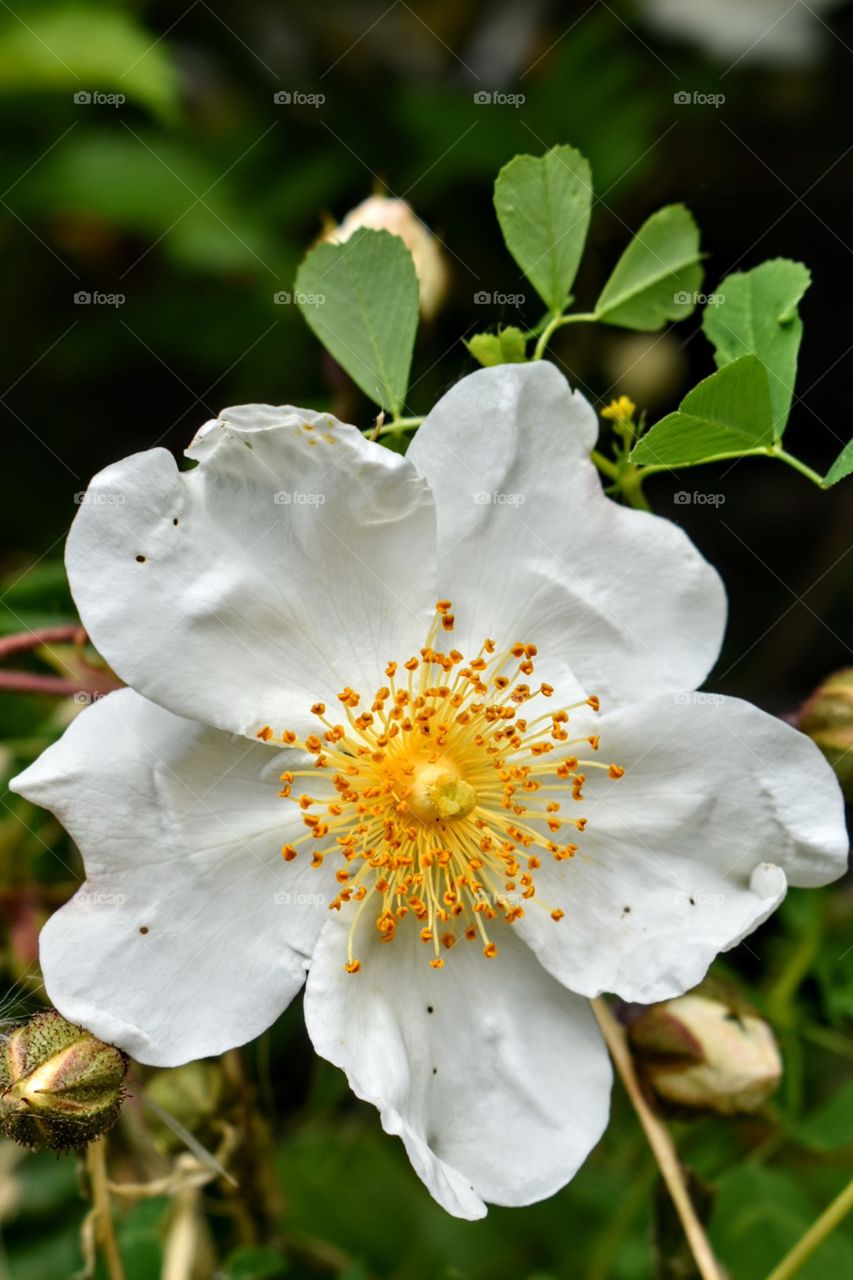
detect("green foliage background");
top-left (1, 2), bottom-right (851, 1278)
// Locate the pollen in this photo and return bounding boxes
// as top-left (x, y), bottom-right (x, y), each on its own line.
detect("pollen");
top-left (260, 602), bottom-right (622, 973)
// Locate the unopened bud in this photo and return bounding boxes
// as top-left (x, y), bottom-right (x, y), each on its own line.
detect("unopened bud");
top-left (324, 195), bottom-right (448, 319)
top-left (145, 1060), bottom-right (227, 1153)
top-left (0, 1011), bottom-right (127, 1151)
top-left (627, 982), bottom-right (781, 1116)
top-left (799, 668), bottom-right (853, 800)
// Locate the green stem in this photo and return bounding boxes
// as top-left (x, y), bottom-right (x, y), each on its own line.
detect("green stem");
top-left (634, 446), bottom-right (826, 488)
top-left (591, 450), bottom-right (619, 480)
top-left (532, 311), bottom-right (597, 360)
top-left (766, 1177), bottom-right (853, 1280)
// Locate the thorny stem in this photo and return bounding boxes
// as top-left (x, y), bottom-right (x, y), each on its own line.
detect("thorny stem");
top-left (765, 1176), bottom-right (853, 1280)
top-left (86, 1138), bottom-right (125, 1280)
top-left (591, 998), bottom-right (725, 1280)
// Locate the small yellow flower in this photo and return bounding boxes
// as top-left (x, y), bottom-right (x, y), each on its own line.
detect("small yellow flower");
top-left (601, 394), bottom-right (637, 424)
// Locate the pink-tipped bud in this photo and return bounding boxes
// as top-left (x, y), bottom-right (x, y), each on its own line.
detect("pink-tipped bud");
top-left (627, 981), bottom-right (782, 1116)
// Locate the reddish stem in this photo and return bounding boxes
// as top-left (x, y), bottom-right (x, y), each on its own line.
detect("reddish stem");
top-left (0, 625), bottom-right (86, 660)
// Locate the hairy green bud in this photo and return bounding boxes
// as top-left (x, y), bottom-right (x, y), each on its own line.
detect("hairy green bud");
top-left (0, 1011), bottom-right (127, 1151)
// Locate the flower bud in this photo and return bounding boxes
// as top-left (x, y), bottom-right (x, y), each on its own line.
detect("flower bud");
top-left (627, 982), bottom-right (782, 1116)
top-left (324, 195), bottom-right (448, 319)
top-left (145, 1060), bottom-right (227, 1153)
top-left (0, 1011), bottom-right (127, 1151)
top-left (799, 668), bottom-right (853, 800)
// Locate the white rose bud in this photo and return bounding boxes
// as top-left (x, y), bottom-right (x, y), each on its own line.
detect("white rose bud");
top-left (627, 982), bottom-right (782, 1116)
top-left (324, 195), bottom-right (448, 320)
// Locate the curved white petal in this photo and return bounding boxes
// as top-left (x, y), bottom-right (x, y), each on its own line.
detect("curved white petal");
top-left (304, 915), bottom-right (611, 1218)
top-left (66, 405), bottom-right (437, 739)
top-left (10, 688), bottom-right (336, 1066)
top-left (407, 363), bottom-right (727, 708)
top-left (516, 694), bottom-right (849, 1004)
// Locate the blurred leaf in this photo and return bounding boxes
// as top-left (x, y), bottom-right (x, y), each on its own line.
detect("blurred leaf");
top-left (0, 4), bottom-right (179, 120)
top-left (466, 326), bottom-right (527, 367)
top-left (703, 259), bottom-right (811, 436)
top-left (795, 1080), bottom-right (853, 1151)
top-left (825, 438), bottom-right (853, 486)
top-left (595, 205), bottom-right (703, 330)
top-left (117, 1197), bottom-right (169, 1280)
top-left (494, 144), bottom-right (592, 311)
top-left (631, 356), bottom-right (774, 465)
top-left (711, 1165), bottom-right (853, 1279)
top-left (295, 228), bottom-right (419, 412)
top-left (17, 133), bottom-right (281, 273)
top-left (223, 1245), bottom-right (289, 1279)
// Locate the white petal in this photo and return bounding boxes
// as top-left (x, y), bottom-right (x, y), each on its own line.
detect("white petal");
top-left (10, 688), bottom-right (336, 1065)
top-left (304, 915), bottom-right (611, 1218)
top-left (407, 363), bottom-right (727, 707)
top-left (517, 694), bottom-right (849, 1003)
top-left (66, 406), bottom-right (437, 739)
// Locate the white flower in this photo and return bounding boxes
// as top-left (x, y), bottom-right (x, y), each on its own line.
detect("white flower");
top-left (11, 364), bottom-right (847, 1219)
top-left (324, 195), bottom-right (448, 319)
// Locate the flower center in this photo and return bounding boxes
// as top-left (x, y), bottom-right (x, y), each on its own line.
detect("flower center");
top-left (408, 764), bottom-right (477, 823)
top-left (257, 602), bottom-right (623, 973)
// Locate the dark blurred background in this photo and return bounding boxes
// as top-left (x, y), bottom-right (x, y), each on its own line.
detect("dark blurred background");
top-left (1, 4), bottom-right (852, 1278)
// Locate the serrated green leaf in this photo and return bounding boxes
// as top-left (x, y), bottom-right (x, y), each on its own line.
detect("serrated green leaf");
top-left (595, 204), bottom-right (703, 330)
top-left (465, 326), bottom-right (528, 367)
top-left (825, 438), bottom-right (853, 486)
top-left (494, 145), bottom-right (592, 311)
top-left (295, 228), bottom-right (419, 413)
top-left (703, 259), bottom-right (811, 436)
top-left (631, 355), bottom-right (774, 466)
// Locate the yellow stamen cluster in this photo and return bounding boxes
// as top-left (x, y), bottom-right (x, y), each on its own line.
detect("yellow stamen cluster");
top-left (257, 603), bottom-right (623, 973)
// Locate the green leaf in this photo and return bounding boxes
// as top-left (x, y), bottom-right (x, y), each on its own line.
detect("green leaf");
top-left (0, 4), bottom-right (179, 121)
top-left (631, 355), bottom-right (774, 466)
top-left (825, 438), bottom-right (853, 486)
top-left (466, 326), bottom-right (528, 367)
top-left (703, 259), bottom-right (811, 436)
top-left (595, 204), bottom-right (703, 330)
top-left (295, 228), bottom-right (419, 413)
top-left (494, 144), bottom-right (592, 311)
top-left (795, 1080), bottom-right (853, 1151)
top-left (222, 1245), bottom-right (289, 1279)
